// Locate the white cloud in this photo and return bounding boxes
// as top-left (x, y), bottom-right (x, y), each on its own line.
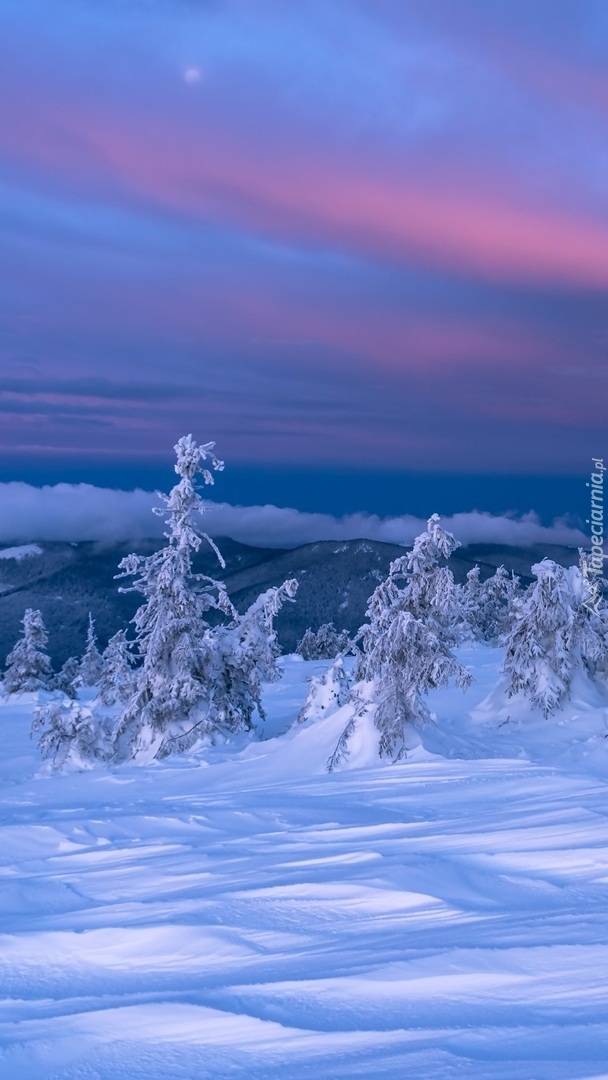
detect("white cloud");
top-left (0, 482), bottom-right (586, 550)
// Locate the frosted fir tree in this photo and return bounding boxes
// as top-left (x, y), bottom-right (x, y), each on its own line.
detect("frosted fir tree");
top-left (111, 435), bottom-right (236, 761)
top-left (3, 609), bottom-right (53, 694)
top-left (32, 700), bottom-right (113, 769)
top-left (51, 656), bottom-right (80, 699)
top-left (477, 566), bottom-right (521, 644)
top-left (205, 579), bottom-right (298, 741)
top-left (461, 566), bottom-right (483, 641)
top-left (324, 516), bottom-right (472, 765)
top-left (504, 559), bottom-right (606, 717)
top-left (98, 630), bottom-right (136, 707)
top-left (356, 515), bottom-right (463, 671)
top-left (357, 608), bottom-right (472, 759)
top-left (78, 614), bottom-right (104, 688)
top-left (462, 564), bottom-right (520, 644)
top-left (296, 623), bottom-right (350, 660)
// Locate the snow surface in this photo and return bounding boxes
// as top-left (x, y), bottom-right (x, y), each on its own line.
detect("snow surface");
top-left (2, 648), bottom-right (608, 1078)
top-left (0, 544), bottom-right (43, 561)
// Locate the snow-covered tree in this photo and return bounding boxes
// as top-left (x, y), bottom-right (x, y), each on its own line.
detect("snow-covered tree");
top-left (464, 565), bottom-right (521, 644)
top-left (297, 656), bottom-right (351, 725)
top-left (356, 515), bottom-right (463, 674)
top-left (32, 700), bottom-right (112, 769)
top-left (461, 566), bottom-right (483, 640)
top-left (357, 608), bottom-right (472, 758)
top-left (504, 559), bottom-right (606, 717)
top-left (51, 656), bottom-right (79, 699)
top-left (98, 630), bottom-right (136, 707)
top-left (78, 614), bottom-right (103, 688)
top-left (205, 579), bottom-right (298, 742)
top-left (322, 516), bottom-right (472, 763)
top-left (296, 623), bottom-right (350, 660)
top-left (3, 609), bottom-right (53, 694)
top-left (111, 435), bottom-right (236, 760)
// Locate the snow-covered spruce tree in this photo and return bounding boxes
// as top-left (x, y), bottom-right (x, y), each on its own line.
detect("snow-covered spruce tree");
top-left (32, 700), bottom-right (112, 769)
top-left (477, 566), bottom-right (520, 644)
top-left (3, 608), bottom-right (53, 694)
top-left (78, 614), bottom-right (103, 688)
top-left (357, 608), bottom-right (472, 759)
top-left (51, 656), bottom-right (80, 699)
top-left (462, 564), bottom-right (520, 644)
top-left (202, 580), bottom-right (298, 742)
top-left (356, 514), bottom-right (463, 664)
top-left (98, 630), bottom-right (136, 707)
top-left (503, 559), bottom-right (606, 717)
top-left (461, 566), bottom-right (483, 641)
top-left (324, 516), bottom-right (472, 764)
top-left (110, 435), bottom-right (237, 760)
top-left (296, 622), bottom-right (350, 660)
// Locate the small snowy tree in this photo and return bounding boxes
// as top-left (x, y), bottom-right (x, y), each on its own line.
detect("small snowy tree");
top-left (462, 564), bottom-right (520, 644)
top-left (78, 614), bottom-right (103, 688)
top-left (504, 559), bottom-right (606, 717)
top-left (297, 656), bottom-right (352, 724)
top-left (357, 609), bottom-right (472, 758)
top-left (477, 566), bottom-right (520, 644)
top-left (323, 516), bottom-right (472, 765)
top-left (296, 623), bottom-right (350, 660)
top-left (51, 656), bottom-right (80, 699)
top-left (98, 630), bottom-right (136, 706)
top-left (461, 566), bottom-right (483, 640)
top-left (31, 700), bottom-right (112, 769)
top-left (3, 609), bottom-right (53, 693)
top-left (111, 435), bottom-right (236, 760)
top-left (205, 579), bottom-right (298, 741)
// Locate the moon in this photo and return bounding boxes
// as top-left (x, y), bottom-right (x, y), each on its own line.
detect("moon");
top-left (183, 67), bottom-right (202, 85)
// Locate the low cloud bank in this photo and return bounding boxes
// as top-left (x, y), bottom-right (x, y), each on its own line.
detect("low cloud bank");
top-left (0, 482), bottom-right (586, 550)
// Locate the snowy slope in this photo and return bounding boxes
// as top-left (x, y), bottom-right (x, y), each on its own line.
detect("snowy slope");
top-left (1, 651), bottom-right (608, 1078)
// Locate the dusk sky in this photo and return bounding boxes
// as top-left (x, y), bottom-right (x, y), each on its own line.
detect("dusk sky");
top-left (1, 0), bottom-right (606, 518)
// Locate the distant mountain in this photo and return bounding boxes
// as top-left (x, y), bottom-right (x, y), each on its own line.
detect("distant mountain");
top-left (0, 537), bottom-right (579, 668)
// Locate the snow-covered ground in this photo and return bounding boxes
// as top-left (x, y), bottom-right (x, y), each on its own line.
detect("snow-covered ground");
top-left (2, 649), bottom-right (608, 1079)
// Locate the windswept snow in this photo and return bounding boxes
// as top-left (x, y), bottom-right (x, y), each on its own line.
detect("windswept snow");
top-left (0, 544), bottom-right (42, 561)
top-left (2, 651), bottom-right (608, 1078)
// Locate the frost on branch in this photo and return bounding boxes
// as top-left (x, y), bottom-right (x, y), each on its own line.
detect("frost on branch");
top-left (3, 608), bottom-right (53, 694)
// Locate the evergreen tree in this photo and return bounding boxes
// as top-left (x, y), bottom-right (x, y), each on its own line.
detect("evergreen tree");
top-left (51, 656), bottom-right (80, 699)
top-left (323, 516), bottom-right (473, 763)
top-left (504, 559), bottom-right (606, 717)
top-left (98, 630), bottom-right (136, 706)
top-left (477, 565), bottom-right (520, 644)
top-left (461, 566), bottom-right (483, 641)
top-left (3, 609), bottom-right (53, 693)
top-left (78, 614), bottom-right (103, 688)
top-left (111, 435), bottom-right (235, 760)
top-left (206, 579), bottom-right (298, 741)
top-left (32, 700), bottom-right (112, 769)
top-left (296, 622), bottom-right (350, 660)
top-left (358, 608), bottom-right (471, 759)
